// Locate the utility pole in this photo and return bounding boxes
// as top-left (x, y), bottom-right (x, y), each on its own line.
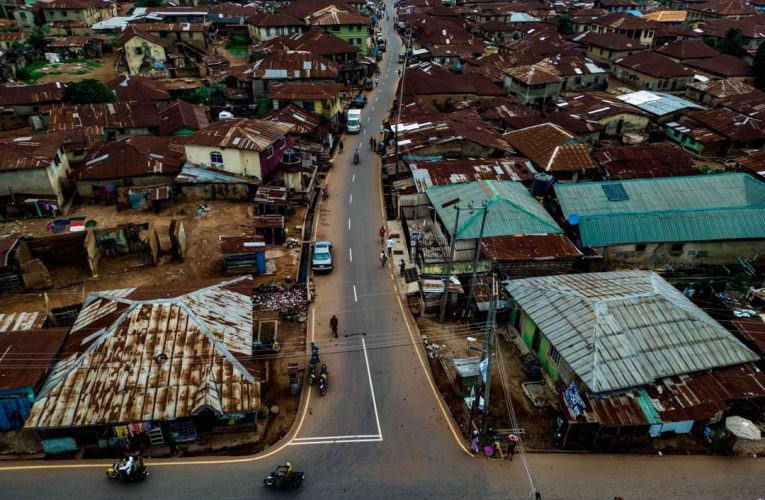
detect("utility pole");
top-left (481, 276), bottom-right (498, 436)
top-left (467, 276), bottom-right (495, 435)
top-left (439, 204), bottom-right (461, 322)
top-left (393, 28), bottom-right (412, 180)
top-left (462, 202), bottom-right (488, 318)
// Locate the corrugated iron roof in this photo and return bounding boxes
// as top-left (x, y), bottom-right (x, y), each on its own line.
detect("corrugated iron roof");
top-left (505, 271), bottom-right (760, 394)
top-left (0, 82), bottom-right (66, 107)
top-left (0, 133), bottom-right (66, 172)
top-left (426, 180), bottom-right (563, 240)
top-left (267, 81), bottom-right (343, 101)
top-left (0, 311), bottom-right (46, 332)
top-left (219, 235), bottom-right (265, 254)
top-left (159, 100), bottom-right (209, 135)
top-left (0, 328), bottom-right (69, 391)
top-left (481, 234), bottom-right (581, 261)
top-left (262, 103), bottom-right (322, 135)
top-left (504, 123), bottom-right (597, 172)
top-left (555, 173), bottom-right (765, 247)
top-left (78, 135), bottom-right (185, 180)
top-left (108, 74), bottom-right (171, 103)
top-left (26, 277), bottom-right (261, 428)
top-left (410, 158), bottom-right (531, 190)
top-left (616, 90), bottom-right (702, 118)
top-left (184, 117), bottom-right (292, 152)
top-left (306, 5), bottom-right (371, 25)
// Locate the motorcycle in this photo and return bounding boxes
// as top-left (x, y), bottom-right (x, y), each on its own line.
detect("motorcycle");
top-left (106, 456), bottom-right (148, 482)
top-left (264, 464), bottom-right (304, 488)
top-left (319, 364), bottom-right (328, 396)
top-left (353, 151), bottom-right (360, 165)
top-left (307, 362), bottom-right (317, 385)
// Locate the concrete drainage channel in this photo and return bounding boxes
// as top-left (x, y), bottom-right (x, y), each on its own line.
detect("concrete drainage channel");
top-left (298, 187), bottom-right (320, 285)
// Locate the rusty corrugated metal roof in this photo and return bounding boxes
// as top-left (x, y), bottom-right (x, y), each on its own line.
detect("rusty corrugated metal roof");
top-left (0, 311), bottom-right (46, 332)
top-left (25, 277), bottom-right (260, 428)
top-left (185, 118), bottom-right (292, 152)
top-left (0, 328), bottom-right (69, 391)
top-left (481, 234), bottom-right (581, 261)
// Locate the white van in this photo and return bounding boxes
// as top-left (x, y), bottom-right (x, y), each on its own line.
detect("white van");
top-left (346, 109), bottom-right (361, 133)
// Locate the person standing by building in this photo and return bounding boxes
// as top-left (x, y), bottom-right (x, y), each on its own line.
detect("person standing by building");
top-left (386, 237), bottom-right (394, 255)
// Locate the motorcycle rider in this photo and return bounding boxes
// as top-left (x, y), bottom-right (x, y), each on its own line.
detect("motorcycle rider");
top-left (119, 455), bottom-right (135, 478)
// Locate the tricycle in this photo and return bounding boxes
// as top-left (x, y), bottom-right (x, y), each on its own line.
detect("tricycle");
top-left (264, 463), bottom-right (305, 488)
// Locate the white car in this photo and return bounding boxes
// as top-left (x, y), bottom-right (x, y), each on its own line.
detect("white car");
top-left (312, 241), bottom-right (333, 272)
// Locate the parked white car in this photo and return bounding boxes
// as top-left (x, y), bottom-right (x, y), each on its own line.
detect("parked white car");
top-left (312, 241), bottom-right (333, 272)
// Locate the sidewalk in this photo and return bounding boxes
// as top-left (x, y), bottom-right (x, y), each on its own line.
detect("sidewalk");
top-left (384, 219), bottom-right (419, 296)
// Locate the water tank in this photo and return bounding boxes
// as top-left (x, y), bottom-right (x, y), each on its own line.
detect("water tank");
top-left (218, 111), bottom-right (235, 120)
top-left (531, 172), bottom-right (554, 197)
top-left (280, 149), bottom-right (301, 167)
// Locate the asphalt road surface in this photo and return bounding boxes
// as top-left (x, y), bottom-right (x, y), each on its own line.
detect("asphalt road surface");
top-left (1, 7), bottom-right (764, 500)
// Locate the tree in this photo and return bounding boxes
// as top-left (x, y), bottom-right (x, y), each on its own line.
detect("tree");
top-left (134, 0), bottom-right (164, 6)
top-left (557, 14), bottom-right (573, 35)
top-left (720, 28), bottom-right (745, 57)
top-left (754, 41), bottom-right (765, 89)
top-left (27, 30), bottom-right (47, 52)
top-left (61, 79), bottom-right (115, 104)
top-left (182, 83), bottom-right (226, 105)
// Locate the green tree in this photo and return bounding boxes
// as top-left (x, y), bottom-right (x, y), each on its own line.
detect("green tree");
top-left (754, 41), bottom-right (765, 89)
top-left (182, 83), bottom-right (227, 105)
top-left (27, 29), bottom-right (47, 52)
top-left (558, 14), bottom-right (573, 35)
top-left (719, 28), bottom-right (745, 57)
top-left (61, 79), bottom-right (115, 104)
top-left (134, 0), bottom-right (164, 7)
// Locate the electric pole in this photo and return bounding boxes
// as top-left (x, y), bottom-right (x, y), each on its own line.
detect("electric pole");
top-left (481, 275), bottom-right (498, 436)
top-left (439, 204), bottom-right (460, 322)
top-left (462, 202), bottom-right (488, 318)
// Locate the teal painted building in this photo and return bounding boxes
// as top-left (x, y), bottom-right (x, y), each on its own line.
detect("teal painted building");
top-left (554, 173), bottom-right (765, 270)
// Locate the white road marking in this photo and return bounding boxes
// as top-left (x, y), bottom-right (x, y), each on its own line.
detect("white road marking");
top-left (362, 337), bottom-right (383, 437)
top-left (349, 194), bottom-right (353, 204)
top-left (348, 218), bottom-right (351, 230)
top-left (367, 117), bottom-right (371, 122)
top-left (371, 106), bottom-right (375, 111)
top-left (353, 285), bottom-right (358, 302)
top-left (293, 434), bottom-right (379, 441)
top-left (352, 173), bottom-right (356, 182)
top-left (349, 248), bottom-right (353, 262)
top-left (288, 436), bottom-right (382, 446)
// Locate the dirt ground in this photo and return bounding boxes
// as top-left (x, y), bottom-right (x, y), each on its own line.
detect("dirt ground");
top-left (0, 199), bottom-right (308, 456)
top-left (0, 200), bottom-right (304, 312)
top-left (214, 36), bottom-right (249, 67)
top-left (418, 316), bottom-right (555, 450)
top-left (36, 52), bottom-right (118, 84)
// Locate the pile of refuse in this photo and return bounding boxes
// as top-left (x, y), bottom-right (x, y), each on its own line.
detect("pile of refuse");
top-left (252, 282), bottom-right (307, 313)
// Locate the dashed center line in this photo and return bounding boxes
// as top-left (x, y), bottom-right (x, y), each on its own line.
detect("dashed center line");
top-left (349, 248), bottom-right (353, 262)
top-left (353, 285), bottom-right (358, 302)
top-left (348, 218), bottom-right (351, 230)
top-left (349, 194), bottom-right (353, 204)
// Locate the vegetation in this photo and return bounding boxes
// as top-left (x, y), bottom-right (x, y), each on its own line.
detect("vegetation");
top-left (226, 33), bottom-right (249, 59)
top-left (61, 79), bottom-right (115, 104)
top-left (134, 0), bottom-right (164, 7)
top-left (754, 42), bottom-right (765, 89)
top-left (182, 83), bottom-right (227, 105)
top-left (703, 28), bottom-right (745, 57)
top-left (557, 14), bottom-right (573, 35)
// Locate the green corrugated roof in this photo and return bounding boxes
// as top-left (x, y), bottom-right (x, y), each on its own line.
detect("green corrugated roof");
top-left (555, 173), bottom-right (765, 247)
top-left (426, 180), bottom-right (562, 239)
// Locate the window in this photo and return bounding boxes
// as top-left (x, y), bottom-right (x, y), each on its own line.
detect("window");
top-left (332, 25), bottom-right (340, 32)
top-left (265, 146), bottom-right (273, 158)
top-left (548, 345), bottom-right (561, 366)
top-left (670, 243), bottom-right (685, 255)
top-left (635, 244), bottom-right (647, 252)
top-left (134, 47), bottom-right (143, 55)
top-left (210, 151), bottom-right (223, 165)
top-left (304, 101), bottom-right (315, 112)
top-left (278, 136), bottom-right (286, 148)
top-left (61, 11), bottom-right (68, 17)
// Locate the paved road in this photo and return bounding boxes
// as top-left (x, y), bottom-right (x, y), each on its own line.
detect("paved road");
top-left (1, 7), bottom-right (765, 500)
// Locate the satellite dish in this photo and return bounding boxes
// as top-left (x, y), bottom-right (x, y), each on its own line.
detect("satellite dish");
top-left (567, 214), bottom-right (580, 225)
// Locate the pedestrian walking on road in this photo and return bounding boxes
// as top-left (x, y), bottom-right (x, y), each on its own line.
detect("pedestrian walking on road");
top-left (399, 259), bottom-right (405, 277)
top-left (470, 430), bottom-right (480, 453)
top-left (339, 140), bottom-right (344, 153)
top-left (386, 237), bottom-right (394, 255)
top-left (507, 434), bottom-right (518, 461)
top-left (379, 250), bottom-right (388, 267)
top-left (369, 136), bottom-right (375, 149)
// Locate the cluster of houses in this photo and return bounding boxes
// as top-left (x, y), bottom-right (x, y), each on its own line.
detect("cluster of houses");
top-left (380, 0), bottom-right (765, 450)
top-left (0, 0), bottom-right (764, 455)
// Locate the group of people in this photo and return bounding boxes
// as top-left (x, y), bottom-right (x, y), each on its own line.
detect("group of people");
top-left (469, 430), bottom-right (519, 460)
